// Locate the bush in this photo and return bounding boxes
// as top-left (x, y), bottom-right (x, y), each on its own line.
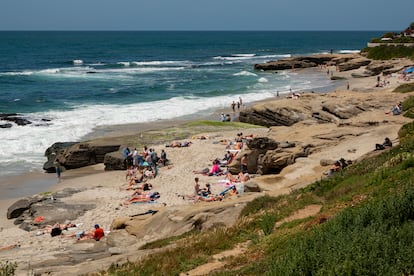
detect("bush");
top-left (267, 185), bottom-right (414, 275)
top-left (393, 83), bottom-right (414, 93)
top-left (362, 45), bottom-right (414, 60)
top-left (0, 261), bottom-right (17, 276)
top-left (260, 212), bottom-right (277, 236)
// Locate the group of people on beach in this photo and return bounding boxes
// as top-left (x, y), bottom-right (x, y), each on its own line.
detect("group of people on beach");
top-left (37, 221), bottom-right (105, 241)
top-left (184, 132), bottom-right (254, 202)
top-left (123, 145), bottom-right (168, 169)
top-left (231, 97), bottom-right (243, 113)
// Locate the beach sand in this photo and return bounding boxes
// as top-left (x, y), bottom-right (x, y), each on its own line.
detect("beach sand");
top-left (1, 62), bottom-right (413, 275)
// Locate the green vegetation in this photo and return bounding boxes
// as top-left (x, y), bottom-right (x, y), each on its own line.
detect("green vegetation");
top-left (361, 45), bottom-right (414, 60)
top-left (0, 261), bottom-right (17, 276)
top-left (93, 98), bottom-right (414, 276)
top-left (394, 82), bottom-right (414, 93)
top-left (370, 36), bottom-right (414, 44)
top-left (185, 120), bottom-right (261, 129)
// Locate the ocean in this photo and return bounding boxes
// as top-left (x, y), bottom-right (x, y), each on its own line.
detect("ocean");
top-left (0, 31), bottom-right (384, 178)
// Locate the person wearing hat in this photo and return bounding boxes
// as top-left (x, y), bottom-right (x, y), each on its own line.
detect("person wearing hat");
top-left (93, 224), bottom-right (104, 241)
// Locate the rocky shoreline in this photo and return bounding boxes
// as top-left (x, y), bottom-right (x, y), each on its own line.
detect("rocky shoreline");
top-left (1, 54), bottom-right (413, 275)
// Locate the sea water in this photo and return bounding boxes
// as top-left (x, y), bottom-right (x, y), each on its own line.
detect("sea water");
top-left (0, 31), bottom-right (384, 177)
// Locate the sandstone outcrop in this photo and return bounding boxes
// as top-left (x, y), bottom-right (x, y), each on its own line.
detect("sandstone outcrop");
top-left (104, 151), bottom-right (126, 171)
top-left (337, 57), bottom-right (371, 71)
top-left (227, 137), bottom-right (311, 175)
top-left (43, 142), bottom-right (120, 172)
top-left (7, 188), bottom-right (95, 231)
top-left (239, 93), bottom-right (368, 127)
top-left (254, 54), bottom-right (337, 71)
top-left (239, 105), bottom-right (305, 127)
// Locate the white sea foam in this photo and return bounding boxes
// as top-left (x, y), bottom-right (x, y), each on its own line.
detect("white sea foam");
top-left (232, 53), bottom-right (256, 57)
top-left (339, 50), bottom-right (360, 54)
top-left (73, 59), bottom-right (83, 65)
top-left (258, 77), bottom-right (268, 83)
top-left (233, 71), bottom-right (257, 77)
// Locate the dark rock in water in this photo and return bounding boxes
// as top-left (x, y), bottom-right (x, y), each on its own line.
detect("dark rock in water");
top-left (254, 55), bottom-right (335, 71)
top-left (0, 123), bottom-right (12, 128)
top-left (0, 113), bottom-right (32, 126)
top-left (104, 151), bottom-right (126, 171)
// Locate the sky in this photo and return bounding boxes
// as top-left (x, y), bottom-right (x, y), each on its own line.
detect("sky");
top-left (0, 0), bottom-right (413, 31)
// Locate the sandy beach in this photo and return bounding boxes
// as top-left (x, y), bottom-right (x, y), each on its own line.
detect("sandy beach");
top-left (1, 60), bottom-right (413, 275)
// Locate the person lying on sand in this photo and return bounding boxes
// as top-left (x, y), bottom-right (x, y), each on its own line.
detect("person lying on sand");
top-left (166, 141), bottom-right (192, 147)
top-left (37, 222), bottom-right (77, 237)
top-left (123, 191), bottom-right (160, 205)
top-left (127, 181), bottom-right (153, 191)
top-left (128, 170), bottom-right (144, 186)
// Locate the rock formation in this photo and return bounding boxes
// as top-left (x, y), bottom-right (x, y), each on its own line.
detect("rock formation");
top-left (43, 142), bottom-right (120, 172)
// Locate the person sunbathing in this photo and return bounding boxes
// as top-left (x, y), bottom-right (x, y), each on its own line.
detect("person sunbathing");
top-left (193, 194), bottom-right (223, 202)
top-left (128, 170), bottom-right (144, 186)
top-left (37, 221), bottom-right (77, 237)
top-left (166, 141), bottom-right (192, 147)
top-left (124, 191), bottom-right (160, 205)
top-left (127, 181), bottom-right (153, 191)
top-left (237, 172), bottom-right (250, 183)
top-left (125, 167), bottom-right (137, 180)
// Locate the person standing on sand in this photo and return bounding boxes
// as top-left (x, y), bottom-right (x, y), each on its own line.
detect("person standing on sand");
top-left (231, 101), bottom-right (236, 112)
top-left (54, 158), bottom-right (62, 182)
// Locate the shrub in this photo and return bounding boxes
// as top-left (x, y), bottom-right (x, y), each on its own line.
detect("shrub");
top-left (260, 212), bottom-right (277, 236)
top-left (0, 261), bottom-right (17, 276)
top-left (362, 45), bottom-right (414, 60)
top-left (393, 83), bottom-right (414, 93)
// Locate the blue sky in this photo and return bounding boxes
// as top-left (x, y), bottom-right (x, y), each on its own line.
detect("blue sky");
top-left (0, 0), bottom-right (412, 31)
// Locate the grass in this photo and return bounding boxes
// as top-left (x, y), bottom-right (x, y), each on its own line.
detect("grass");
top-left (393, 83), bottom-right (414, 93)
top-left (185, 120), bottom-right (262, 129)
top-left (361, 45), bottom-right (414, 61)
top-left (86, 98), bottom-right (414, 275)
top-left (0, 261), bottom-right (17, 276)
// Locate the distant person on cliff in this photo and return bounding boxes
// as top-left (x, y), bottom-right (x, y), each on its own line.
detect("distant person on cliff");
top-left (375, 137), bottom-right (393, 150)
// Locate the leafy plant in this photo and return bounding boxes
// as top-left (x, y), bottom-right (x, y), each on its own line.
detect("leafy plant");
top-left (0, 261), bottom-right (17, 276)
top-left (260, 212), bottom-right (277, 236)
